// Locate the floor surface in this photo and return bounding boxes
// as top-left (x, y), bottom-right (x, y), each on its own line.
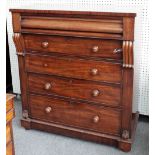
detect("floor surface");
top-left (13, 97), bottom-right (149, 155)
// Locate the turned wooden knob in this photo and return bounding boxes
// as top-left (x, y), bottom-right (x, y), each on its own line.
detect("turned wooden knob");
top-left (45, 107), bottom-right (52, 113)
top-left (90, 68), bottom-right (98, 75)
top-left (44, 83), bottom-right (51, 90)
top-left (42, 41), bottom-right (49, 48)
top-left (113, 48), bottom-right (122, 54)
top-left (92, 46), bottom-right (99, 52)
top-left (92, 89), bottom-right (100, 97)
top-left (93, 115), bottom-right (99, 123)
top-left (43, 63), bottom-right (48, 67)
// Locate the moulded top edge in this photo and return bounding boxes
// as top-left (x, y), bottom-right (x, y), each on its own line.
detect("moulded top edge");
top-left (9, 9), bottom-right (136, 17)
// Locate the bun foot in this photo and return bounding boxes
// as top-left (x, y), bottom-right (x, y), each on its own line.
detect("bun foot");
top-left (118, 141), bottom-right (132, 152)
top-left (21, 118), bottom-right (31, 130)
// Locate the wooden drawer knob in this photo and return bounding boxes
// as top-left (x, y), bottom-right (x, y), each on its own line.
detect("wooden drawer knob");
top-left (45, 107), bottom-right (52, 113)
top-left (93, 115), bottom-right (99, 123)
top-left (92, 89), bottom-right (100, 97)
top-left (92, 46), bottom-right (99, 52)
top-left (90, 68), bottom-right (98, 75)
top-left (43, 63), bottom-right (48, 67)
top-left (44, 83), bottom-right (51, 90)
top-left (113, 48), bottom-right (122, 54)
top-left (42, 41), bottom-right (49, 48)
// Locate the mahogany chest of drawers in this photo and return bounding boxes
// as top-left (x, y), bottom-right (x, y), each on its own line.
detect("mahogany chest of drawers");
top-left (10, 9), bottom-right (139, 152)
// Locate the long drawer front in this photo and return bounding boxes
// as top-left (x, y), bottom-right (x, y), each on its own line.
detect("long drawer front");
top-left (24, 34), bottom-right (123, 60)
top-left (25, 54), bottom-right (122, 83)
top-left (29, 94), bottom-right (121, 135)
top-left (28, 73), bottom-right (121, 107)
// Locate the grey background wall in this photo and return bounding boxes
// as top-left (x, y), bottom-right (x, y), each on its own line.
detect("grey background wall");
top-left (7, 0), bottom-right (149, 115)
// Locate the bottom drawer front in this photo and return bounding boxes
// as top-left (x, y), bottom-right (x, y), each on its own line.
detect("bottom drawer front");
top-left (29, 95), bottom-right (121, 135)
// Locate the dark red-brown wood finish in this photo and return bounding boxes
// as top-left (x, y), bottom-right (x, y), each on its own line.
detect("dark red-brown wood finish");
top-left (24, 34), bottom-right (123, 60)
top-left (10, 9), bottom-right (138, 152)
top-left (28, 73), bottom-right (121, 107)
top-left (25, 54), bottom-right (122, 83)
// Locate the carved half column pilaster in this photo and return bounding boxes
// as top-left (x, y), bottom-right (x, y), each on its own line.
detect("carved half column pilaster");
top-left (13, 33), bottom-right (28, 117)
top-left (123, 41), bottom-right (134, 68)
top-left (121, 40), bottom-right (134, 139)
top-left (13, 33), bottom-right (25, 56)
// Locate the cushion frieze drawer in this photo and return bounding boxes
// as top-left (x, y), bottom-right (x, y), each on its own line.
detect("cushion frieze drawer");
top-left (29, 94), bottom-right (121, 136)
top-left (28, 73), bottom-right (121, 107)
top-left (24, 34), bottom-right (123, 60)
top-left (25, 54), bottom-right (122, 84)
top-left (21, 16), bottom-right (123, 34)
